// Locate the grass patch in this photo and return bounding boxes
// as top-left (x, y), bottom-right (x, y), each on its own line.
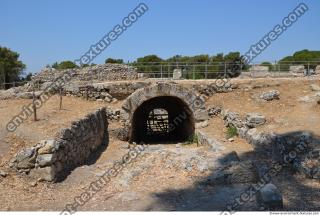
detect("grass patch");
top-left (226, 125), bottom-right (238, 139)
top-left (185, 133), bottom-right (199, 146)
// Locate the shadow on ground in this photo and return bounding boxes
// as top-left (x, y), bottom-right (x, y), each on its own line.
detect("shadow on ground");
top-left (146, 130), bottom-right (320, 211)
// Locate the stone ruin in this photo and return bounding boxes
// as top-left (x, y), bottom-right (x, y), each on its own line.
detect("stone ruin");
top-left (121, 83), bottom-right (207, 143)
top-left (32, 63), bottom-right (138, 83)
top-left (10, 108), bottom-right (108, 182)
top-left (2, 62), bottom-right (320, 210)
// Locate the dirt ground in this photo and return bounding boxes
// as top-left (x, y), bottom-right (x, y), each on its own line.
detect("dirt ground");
top-left (0, 77), bottom-right (320, 211)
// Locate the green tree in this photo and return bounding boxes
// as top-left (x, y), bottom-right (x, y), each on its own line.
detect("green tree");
top-left (52, 61), bottom-right (78, 70)
top-left (105, 58), bottom-right (124, 64)
top-left (0, 46), bottom-right (26, 89)
top-left (224, 52), bottom-right (247, 77)
top-left (279, 50), bottom-right (320, 71)
top-left (136, 55), bottom-right (163, 63)
top-left (135, 55), bottom-right (164, 74)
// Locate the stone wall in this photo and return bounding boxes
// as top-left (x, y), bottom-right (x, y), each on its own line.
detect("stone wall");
top-left (33, 64), bottom-right (138, 83)
top-left (10, 108), bottom-right (108, 182)
top-left (64, 81), bottom-right (151, 101)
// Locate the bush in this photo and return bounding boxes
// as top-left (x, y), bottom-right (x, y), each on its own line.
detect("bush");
top-left (186, 133), bottom-right (199, 145)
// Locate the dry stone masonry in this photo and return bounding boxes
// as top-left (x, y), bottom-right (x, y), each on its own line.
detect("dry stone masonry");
top-left (10, 108), bottom-right (108, 182)
top-left (33, 64), bottom-right (138, 83)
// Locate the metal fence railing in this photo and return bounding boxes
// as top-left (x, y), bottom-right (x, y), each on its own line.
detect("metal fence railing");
top-left (128, 61), bottom-right (320, 79)
top-left (1, 61), bottom-right (319, 90)
top-left (0, 81), bottom-right (29, 90)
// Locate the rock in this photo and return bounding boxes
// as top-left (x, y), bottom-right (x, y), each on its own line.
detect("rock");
top-left (16, 148), bottom-right (35, 163)
top-left (195, 120), bottom-right (208, 129)
top-left (104, 97), bottom-right (112, 103)
top-left (237, 126), bottom-right (249, 138)
top-left (15, 148), bottom-right (36, 169)
top-left (16, 91), bottom-right (42, 99)
top-left (245, 113), bottom-right (266, 128)
top-left (298, 93), bottom-right (320, 103)
top-left (114, 127), bottom-right (129, 141)
top-left (0, 170), bottom-right (8, 177)
top-left (207, 106), bottom-right (222, 117)
top-left (101, 92), bottom-right (113, 99)
top-left (121, 142), bottom-right (130, 149)
top-left (196, 131), bottom-right (224, 151)
top-left (106, 108), bottom-right (121, 120)
top-left (36, 154), bottom-right (54, 167)
top-left (206, 161), bottom-right (258, 185)
top-left (117, 192), bottom-right (140, 202)
top-left (0, 87), bottom-right (18, 100)
top-left (289, 65), bottom-right (305, 73)
top-left (29, 167), bottom-right (56, 182)
top-left (132, 82), bottom-right (149, 90)
top-left (29, 181), bottom-right (37, 187)
top-left (111, 98), bottom-right (118, 103)
top-left (310, 84), bottom-right (320, 91)
top-left (219, 151), bottom-right (240, 164)
top-left (228, 138), bottom-right (234, 142)
top-left (260, 90), bottom-right (280, 101)
top-left (194, 109), bottom-right (209, 122)
top-left (245, 129), bottom-right (277, 153)
top-left (196, 161), bottom-right (209, 172)
top-left (317, 98), bottom-right (320, 105)
top-left (59, 128), bottom-right (73, 140)
top-left (173, 69), bottom-right (182, 80)
top-left (298, 95), bottom-right (314, 103)
top-left (38, 140), bottom-right (55, 154)
top-left (223, 111), bottom-right (244, 128)
top-left (257, 183), bottom-right (283, 209)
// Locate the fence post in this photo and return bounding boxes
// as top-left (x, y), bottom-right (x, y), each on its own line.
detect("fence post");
top-left (308, 62), bottom-right (310, 76)
top-left (160, 64), bottom-right (163, 79)
top-left (193, 65), bottom-right (195, 80)
top-left (224, 62), bottom-right (227, 78)
top-left (205, 63), bottom-right (208, 79)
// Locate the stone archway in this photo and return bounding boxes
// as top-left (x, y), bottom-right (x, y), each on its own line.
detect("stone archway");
top-left (122, 83), bottom-right (207, 143)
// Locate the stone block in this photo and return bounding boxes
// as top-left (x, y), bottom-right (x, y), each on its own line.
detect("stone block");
top-left (257, 183), bottom-right (283, 209)
top-left (173, 69), bottom-right (182, 80)
top-left (29, 166), bottom-right (56, 182)
top-left (245, 113), bottom-right (266, 128)
top-left (194, 109), bottom-right (209, 122)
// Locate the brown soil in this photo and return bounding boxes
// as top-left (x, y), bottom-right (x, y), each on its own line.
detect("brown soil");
top-left (0, 78), bottom-right (319, 211)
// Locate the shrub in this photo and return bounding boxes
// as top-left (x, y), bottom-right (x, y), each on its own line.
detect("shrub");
top-left (226, 125), bottom-right (238, 139)
top-left (186, 133), bottom-right (199, 145)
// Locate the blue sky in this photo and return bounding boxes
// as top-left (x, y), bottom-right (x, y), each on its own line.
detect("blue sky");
top-left (1, 0), bottom-right (319, 74)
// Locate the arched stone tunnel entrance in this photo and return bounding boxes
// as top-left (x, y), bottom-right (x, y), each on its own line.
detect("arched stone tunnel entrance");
top-left (122, 83), bottom-right (207, 144)
top-left (131, 96), bottom-right (195, 143)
